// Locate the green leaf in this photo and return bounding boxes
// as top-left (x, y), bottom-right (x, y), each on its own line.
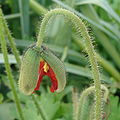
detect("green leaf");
top-left (76, 0), bottom-right (120, 23)
top-left (0, 94), bottom-right (3, 104)
top-left (52, 0), bottom-right (118, 41)
top-left (23, 100), bottom-right (42, 120)
top-left (108, 95), bottom-right (120, 120)
top-left (54, 103), bottom-right (72, 120)
top-left (0, 103), bottom-right (19, 120)
top-left (39, 93), bottom-right (60, 120)
top-left (18, 0), bottom-right (30, 38)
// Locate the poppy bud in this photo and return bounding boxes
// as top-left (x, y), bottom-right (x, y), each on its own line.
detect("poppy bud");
top-left (19, 45), bottom-right (66, 95)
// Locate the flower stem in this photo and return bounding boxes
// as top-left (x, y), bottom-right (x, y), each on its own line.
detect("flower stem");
top-left (78, 85), bottom-right (108, 120)
top-left (30, 1), bottom-right (120, 83)
top-left (36, 8), bottom-right (102, 120)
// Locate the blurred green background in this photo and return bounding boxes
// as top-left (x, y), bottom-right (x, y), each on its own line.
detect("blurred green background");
top-left (0, 0), bottom-right (120, 120)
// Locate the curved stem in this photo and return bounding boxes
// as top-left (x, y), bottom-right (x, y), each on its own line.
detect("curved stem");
top-left (78, 85), bottom-right (108, 120)
top-left (30, 1), bottom-right (120, 83)
top-left (36, 8), bottom-right (101, 120)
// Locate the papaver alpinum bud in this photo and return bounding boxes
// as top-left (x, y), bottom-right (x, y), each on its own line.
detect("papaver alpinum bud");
top-left (19, 44), bottom-right (66, 95)
top-left (19, 46), bottom-right (41, 95)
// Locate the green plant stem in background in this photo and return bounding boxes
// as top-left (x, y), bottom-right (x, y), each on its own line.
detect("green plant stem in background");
top-left (0, 15), bottom-right (24, 120)
top-left (31, 95), bottom-right (48, 120)
top-left (94, 29), bottom-right (120, 68)
top-left (30, 0), bottom-right (47, 15)
top-left (96, 54), bottom-right (120, 82)
top-left (77, 85), bottom-right (108, 120)
top-left (36, 8), bottom-right (101, 120)
top-left (0, 9), bottom-right (21, 66)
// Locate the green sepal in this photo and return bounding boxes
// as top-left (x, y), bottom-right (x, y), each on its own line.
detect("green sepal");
top-left (41, 45), bottom-right (66, 93)
top-left (19, 45), bottom-right (41, 95)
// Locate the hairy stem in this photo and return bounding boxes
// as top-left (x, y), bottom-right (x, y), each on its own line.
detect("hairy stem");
top-left (78, 85), bottom-right (108, 120)
top-left (74, 38), bottom-right (120, 82)
top-left (72, 88), bottom-right (79, 120)
top-left (36, 8), bottom-right (101, 120)
top-left (0, 8), bottom-right (46, 120)
top-left (0, 15), bottom-right (24, 120)
top-left (31, 95), bottom-right (48, 120)
top-left (0, 9), bottom-right (21, 66)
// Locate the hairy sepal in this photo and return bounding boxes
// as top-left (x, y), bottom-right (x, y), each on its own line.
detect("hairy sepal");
top-left (41, 45), bottom-right (66, 93)
top-left (19, 46), bottom-right (41, 95)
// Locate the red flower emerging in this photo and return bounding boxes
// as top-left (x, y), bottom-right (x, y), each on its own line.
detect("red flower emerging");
top-left (34, 59), bottom-right (58, 93)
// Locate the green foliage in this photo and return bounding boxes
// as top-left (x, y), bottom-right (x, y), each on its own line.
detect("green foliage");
top-left (109, 95), bottom-right (120, 120)
top-left (0, 0), bottom-right (120, 120)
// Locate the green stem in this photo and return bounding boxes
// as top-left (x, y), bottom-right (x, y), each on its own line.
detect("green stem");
top-left (0, 15), bottom-right (24, 120)
top-left (31, 95), bottom-right (48, 120)
top-left (36, 8), bottom-right (101, 120)
top-left (0, 9), bottom-right (21, 66)
top-left (72, 88), bottom-right (79, 120)
top-left (30, 0), bottom-right (47, 15)
top-left (0, 8), bottom-right (48, 120)
top-left (78, 85), bottom-right (108, 120)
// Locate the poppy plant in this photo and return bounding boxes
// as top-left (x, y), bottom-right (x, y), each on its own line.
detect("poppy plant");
top-left (34, 59), bottom-right (58, 93)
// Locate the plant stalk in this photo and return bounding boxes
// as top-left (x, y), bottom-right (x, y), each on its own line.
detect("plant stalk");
top-left (0, 14), bottom-right (24, 120)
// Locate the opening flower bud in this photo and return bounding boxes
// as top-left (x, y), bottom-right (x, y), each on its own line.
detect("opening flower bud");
top-left (19, 45), bottom-right (66, 95)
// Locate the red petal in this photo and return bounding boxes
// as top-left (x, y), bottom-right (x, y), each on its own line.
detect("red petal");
top-left (46, 67), bottom-right (58, 93)
top-left (34, 70), bottom-right (44, 91)
top-left (33, 60), bottom-right (58, 93)
top-left (38, 61), bottom-right (44, 73)
top-left (34, 61), bottom-right (45, 92)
